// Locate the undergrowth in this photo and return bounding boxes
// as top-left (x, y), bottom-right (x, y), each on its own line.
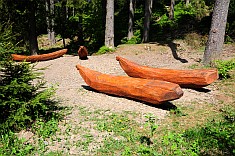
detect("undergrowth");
top-left (0, 61), bottom-right (60, 133)
top-left (0, 20), bottom-right (62, 156)
top-left (121, 30), bottom-right (142, 44)
top-left (96, 46), bottom-right (115, 55)
top-left (0, 19), bottom-right (234, 155)
top-left (215, 58), bottom-right (235, 79)
top-left (93, 106), bottom-right (235, 155)
top-left (0, 60), bottom-right (63, 155)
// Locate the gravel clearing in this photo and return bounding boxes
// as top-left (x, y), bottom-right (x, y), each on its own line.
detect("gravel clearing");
top-left (35, 43), bottom-right (219, 120)
top-left (32, 43), bottom-right (227, 155)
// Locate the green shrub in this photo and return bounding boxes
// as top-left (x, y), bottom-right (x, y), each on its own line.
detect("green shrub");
top-left (121, 30), bottom-right (142, 44)
top-left (96, 46), bottom-right (115, 55)
top-left (0, 60), bottom-right (58, 134)
top-left (215, 58), bottom-right (235, 79)
top-left (173, 0), bottom-right (210, 21)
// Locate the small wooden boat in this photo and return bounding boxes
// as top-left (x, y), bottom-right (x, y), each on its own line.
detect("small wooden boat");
top-left (76, 64), bottom-right (183, 104)
top-left (116, 56), bottom-right (218, 88)
top-left (78, 46), bottom-right (88, 60)
top-left (11, 49), bottom-right (68, 62)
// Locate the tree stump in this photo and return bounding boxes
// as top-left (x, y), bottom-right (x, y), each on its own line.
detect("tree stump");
top-left (78, 46), bottom-right (88, 60)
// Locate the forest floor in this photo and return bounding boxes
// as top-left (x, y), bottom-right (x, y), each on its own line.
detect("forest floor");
top-left (20, 38), bottom-right (235, 155)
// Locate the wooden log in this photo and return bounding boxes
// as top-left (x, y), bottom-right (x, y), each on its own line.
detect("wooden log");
top-left (11, 49), bottom-right (68, 62)
top-left (76, 64), bottom-right (183, 104)
top-left (78, 46), bottom-right (88, 60)
top-left (116, 56), bottom-right (219, 88)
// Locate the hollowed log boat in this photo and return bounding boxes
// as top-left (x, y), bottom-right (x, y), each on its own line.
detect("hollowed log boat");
top-left (11, 49), bottom-right (68, 62)
top-left (78, 46), bottom-right (88, 60)
top-left (116, 56), bottom-right (218, 88)
top-left (76, 64), bottom-right (183, 104)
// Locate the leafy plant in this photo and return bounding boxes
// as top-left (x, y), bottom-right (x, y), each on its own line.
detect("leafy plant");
top-left (215, 58), bottom-right (235, 79)
top-left (160, 132), bottom-right (199, 155)
top-left (121, 30), bottom-right (142, 44)
top-left (96, 46), bottom-right (115, 55)
top-left (170, 107), bottom-right (187, 117)
top-left (144, 114), bottom-right (158, 138)
top-left (184, 106), bottom-right (235, 155)
top-left (32, 118), bottom-right (59, 139)
top-left (139, 114), bottom-right (158, 147)
top-left (0, 131), bottom-right (34, 155)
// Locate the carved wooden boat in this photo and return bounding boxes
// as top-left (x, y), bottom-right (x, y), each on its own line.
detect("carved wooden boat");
top-left (76, 64), bottom-right (183, 104)
top-left (11, 49), bottom-right (68, 62)
top-left (78, 46), bottom-right (88, 60)
top-left (116, 56), bottom-right (218, 88)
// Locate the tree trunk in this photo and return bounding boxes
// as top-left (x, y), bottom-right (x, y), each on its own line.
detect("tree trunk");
top-left (78, 16), bottom-right (84, 45)
top-left (105, 0), bottom-right (114, 48)
top-left (61, 0), bottom-right (67, 48)
top-left (28, 0), bottom-right (38, 55)
top-left (203, 0), bottom-right (230, 66)
top-left (142, 0), bottom-right (153, 43)
top-left (169, 0), bottom-right (175, 20)
top-left (186, 0), bottom-right (190, 6)
top-left (128, 0), bottom-right (135, 40)
top-left (46, 0), bottom-right (56, 46)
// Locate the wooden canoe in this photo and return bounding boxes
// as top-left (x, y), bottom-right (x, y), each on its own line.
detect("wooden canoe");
top-left (11, 49), bottom-right (68, 62)
top-left (76, 64), bottom-right (183, 104)
top-left (116, 56), bottom-right (219, 88)
top-left (78, 46), bottom-right (88, 60)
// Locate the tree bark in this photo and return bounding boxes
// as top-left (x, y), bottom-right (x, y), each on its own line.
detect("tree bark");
top-left (203, 0), bottom-right (230, 66)
top-left (169, 0), bottom-right (175, 20)
top-left (128, 0), bottom-right (135, 40)
top-left (28, 0), bottom-right (38, 55)
top-left (186, 0), bottom-right (190, 6)
top-left (46, 0), bottom-right (56, 46)
top-left (61, 0), bottom-right (67, 48)
top-left (105, 0), bottom-right (114, 48)
top-left (142, 0), bottom-right (153, 43)
top-left (78, 16), bottom-right (84, 45)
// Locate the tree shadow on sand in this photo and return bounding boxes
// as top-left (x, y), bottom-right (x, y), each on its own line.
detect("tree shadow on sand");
top-left (157, 41), bottom-right (188, 63)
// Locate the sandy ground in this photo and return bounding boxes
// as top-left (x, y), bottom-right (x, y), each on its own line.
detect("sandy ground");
top-left (35, 43), bottom-right (225, 119)
top-left (29, 42), bottom-right (235, 155)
